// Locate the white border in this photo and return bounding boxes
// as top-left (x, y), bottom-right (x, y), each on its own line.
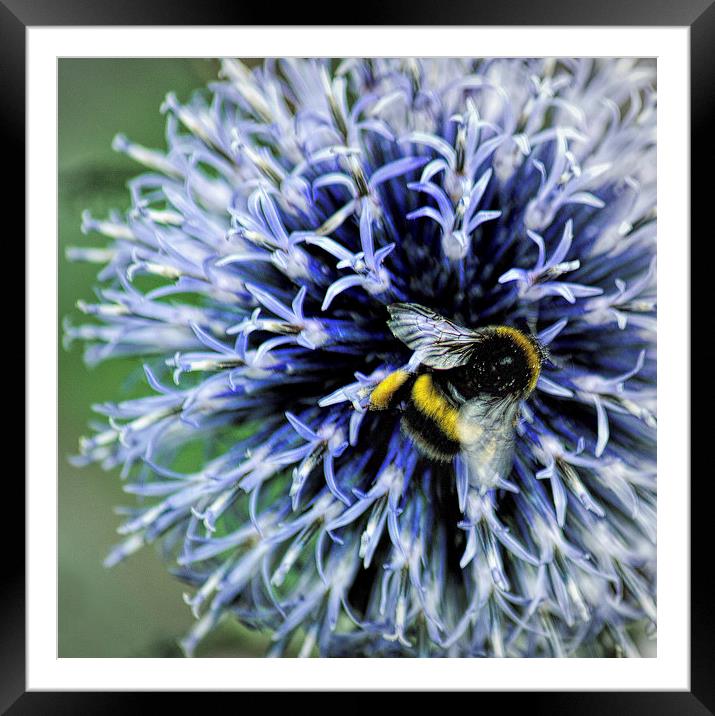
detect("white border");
top-left (28, 27), bottom-right (690, 690)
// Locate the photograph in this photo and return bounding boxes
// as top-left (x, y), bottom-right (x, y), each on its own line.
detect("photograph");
top-left (59, 57), bottom-right (658, 659)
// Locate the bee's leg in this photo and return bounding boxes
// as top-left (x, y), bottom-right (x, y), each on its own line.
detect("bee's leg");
top-left (369, 370), bottom-right (414, 411)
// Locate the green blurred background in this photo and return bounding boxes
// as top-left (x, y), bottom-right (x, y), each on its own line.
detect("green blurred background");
top-left (58, 59), bottom-right (269, 657)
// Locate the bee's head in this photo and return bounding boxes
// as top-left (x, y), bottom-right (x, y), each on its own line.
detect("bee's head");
top-left (449, 326), bottom-right (544, 400)
top-left (384, 303), bottom-right (547, 400)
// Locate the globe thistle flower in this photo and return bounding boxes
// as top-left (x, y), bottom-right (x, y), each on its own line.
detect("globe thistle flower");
top-left (66, 58), bottom-right (656, 658)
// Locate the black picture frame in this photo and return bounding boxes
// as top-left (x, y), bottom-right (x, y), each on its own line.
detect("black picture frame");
top-left (8, 0), bottom-right (711, 711)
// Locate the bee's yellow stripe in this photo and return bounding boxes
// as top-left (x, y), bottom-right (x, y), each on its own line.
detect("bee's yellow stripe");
top-left (370, 370), bottom-right (411, 410)
top-left (494, 326), bottom-right (541, 394)
top-left (411, 374), bottom-right (460, 441)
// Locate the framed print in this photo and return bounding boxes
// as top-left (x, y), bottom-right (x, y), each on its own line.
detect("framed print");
top-left (11, 0), bottom-right (712, 710)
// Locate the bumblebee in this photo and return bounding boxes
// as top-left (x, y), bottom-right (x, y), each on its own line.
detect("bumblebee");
top-left (369, 303), bottom-right (546, 491)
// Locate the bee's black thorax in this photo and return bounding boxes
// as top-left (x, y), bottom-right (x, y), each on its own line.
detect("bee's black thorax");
top-left (447, 327), bottom-right (541, 400)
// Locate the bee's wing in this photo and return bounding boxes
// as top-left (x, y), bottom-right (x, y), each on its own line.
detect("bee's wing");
top-left (387, 303), bottom-right (483, 369)
top-left (457, 397), bottom-right (520, 491)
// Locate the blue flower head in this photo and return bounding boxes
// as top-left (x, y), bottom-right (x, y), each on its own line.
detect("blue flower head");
top-left (67, 58), bottom-right (656, 657)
